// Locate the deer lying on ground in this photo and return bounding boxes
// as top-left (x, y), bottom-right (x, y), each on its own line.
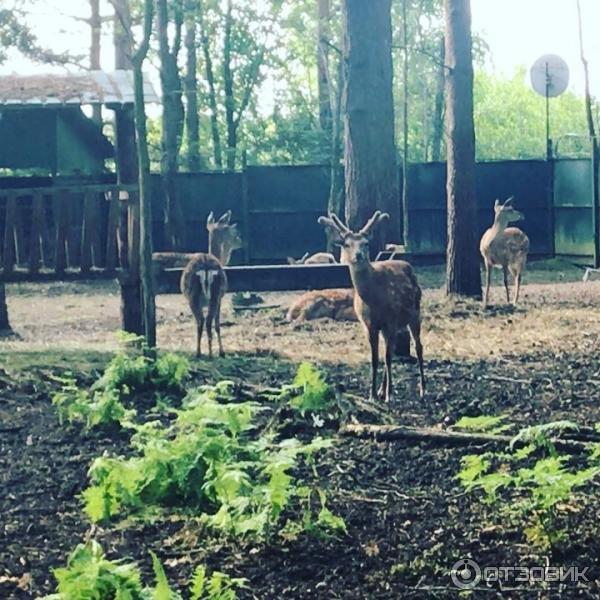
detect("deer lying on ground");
top-left (153, 210), bottom-right (242, 268)
top-left (286, 288), bottom-right (356, 322)
top-left (179, 210), bottom-right (242, 357)
top-left (287, 252), bottom-right (337, 265)
top-left (318, 212), bottom-right (425, 402)
top-left (480, 197), bottom-right (530, 307)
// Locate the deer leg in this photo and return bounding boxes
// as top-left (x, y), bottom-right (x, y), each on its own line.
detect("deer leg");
top-left (382, 331), bottom-right (395, 403)
top-left (408, 316), bottom-right (425, 399)
top-left (502, 265), bottom-right (510, 304)
top-left (367, 327), bottom-right (379, 401)
top-left (513, 270), bottom-right (522, 304)
top-left (215, 298), bottom-right (224, 357)
top-left (205, 310), bottom-right (214, 358)
top-left (484, 262), bottom-right (492, 307)
top-left (194, 313), bottom-right (204, 358)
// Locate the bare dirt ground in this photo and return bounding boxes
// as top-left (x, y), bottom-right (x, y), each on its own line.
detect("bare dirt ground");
top-left (1, 259), bottom-right (599, 599)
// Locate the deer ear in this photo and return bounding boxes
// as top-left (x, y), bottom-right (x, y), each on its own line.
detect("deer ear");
top-left (287, 257), bottom-right (296, 265)
top-left (494, 199), bottom-right (500, 210)
top-left (207, 211), bottom-right (215, 227)
top-left (218, 210), bottom-right (232, 225)
top-left (503, 196), bottom-right (514, 206)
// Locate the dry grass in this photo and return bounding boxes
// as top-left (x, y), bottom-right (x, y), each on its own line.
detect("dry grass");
top-left (2, 259), bottom-right (600, 371)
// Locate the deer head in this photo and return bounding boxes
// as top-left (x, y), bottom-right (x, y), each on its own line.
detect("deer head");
top-left (206, 210), bottom-right (243, 265)
top-left (493, 197), bottom-right (524, 226)
top-left (318, 211), bottom-right (389, 265)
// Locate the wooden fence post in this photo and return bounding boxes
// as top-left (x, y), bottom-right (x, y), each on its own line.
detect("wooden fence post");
top-left (105, 189), bottom-right (120, 270)
top-left (28, 191), bottom-right (44, 273)
top-left (54, 191), bottom-right (69, 274)
top-left (241, 152), bottom-right (251, 264)
top-left (2, 193), bottom-right (17, 274)
top-left (81, 190), bottom-right (102, 272)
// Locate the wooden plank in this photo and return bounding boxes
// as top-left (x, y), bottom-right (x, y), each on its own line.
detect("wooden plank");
top-left (156, 263), bottom-right (354, 294)
top-left (0, 184), bottom-right (139, 197)
top-left (80, 191), bottom-right (94, 273)
top-left (28, 191), bottom-right (44, 273)
top-left (54, 191), bottom-right (69, 274)
top-left (2, 193), bottom-right (17, 274)
top-left (105, 190), bottom-right (120, 270)
top-left (0, 269), bottom-right (117, 283)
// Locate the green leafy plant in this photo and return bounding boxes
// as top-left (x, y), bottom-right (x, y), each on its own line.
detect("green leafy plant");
top-left (278, 362), bottom-right (335, 416)
top-left (457, 421), bottom-right (600, 550)
top-left (83, 382), bottom-right (342, 539)
top-left (42, 540), bottom-right (245, 600)
top-left (52, 377), bottom-right (135, 430)
top-left (454, 414), bottom-right (510, 435)
top-left (51, 339), bottom-right (190, 430)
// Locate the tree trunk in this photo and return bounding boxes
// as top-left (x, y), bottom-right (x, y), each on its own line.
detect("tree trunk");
top-left (90, 0), bottom-right (102, 123)
top-left (199, 0), bottom-right (223, 169)
top-left (184, 2), bottom-right (203, 171)
top-left (328, 54), bottom-right (344, 233)
top-left (157, 0), bottom-right (186, 250)
top-left (400, 0), bottom-right (409, 247)
top-left (444, 0), bottom-right (481, 298)
top-left (131, 0), bottom-right (156, 348)
top-left (113, 0), bottom-right (143, 335)
top-left (0, 283), bottom-right (11, 332)
top-left (222, 0), bottom-right (237, 171)
top-left (317, 0), bottom-right (332, 132)
top-left (342, 0), bottom-right (400, 252)
top-left (431, 35), bottom-right (446, 162)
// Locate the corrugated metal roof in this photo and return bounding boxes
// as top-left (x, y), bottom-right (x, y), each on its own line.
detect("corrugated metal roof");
top-left (0, 70), bottom-right (159, 107)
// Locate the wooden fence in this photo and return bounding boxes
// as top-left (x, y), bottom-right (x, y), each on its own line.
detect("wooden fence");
top-left (1, 183), bottom-right (137, 281)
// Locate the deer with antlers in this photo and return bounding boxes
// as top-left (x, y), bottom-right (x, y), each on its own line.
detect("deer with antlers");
top-left (480, 197), bottom-right (530, 307)
top-left (178, 210), bottom-right (243, 358)
top-left (318, 212), bottom-right (425, 402)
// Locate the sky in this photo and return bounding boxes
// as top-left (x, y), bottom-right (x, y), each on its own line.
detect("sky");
top-left (1, 0), bottom-right (600, 99)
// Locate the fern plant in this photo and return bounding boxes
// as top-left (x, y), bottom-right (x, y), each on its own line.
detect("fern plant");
top-left (83, 383), bottom-right (342, 539)
top-left (42, 541), bottom-right (246, 600)
top-left (278, 362), bottom-right (335, 416)
top-left (457, 420), bottom-right (600, 550)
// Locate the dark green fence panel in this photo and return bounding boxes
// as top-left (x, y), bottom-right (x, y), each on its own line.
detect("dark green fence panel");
top-left (246, 165), bottom-right (331, 263)
top-left (553, 158), bottom-right (594, 257)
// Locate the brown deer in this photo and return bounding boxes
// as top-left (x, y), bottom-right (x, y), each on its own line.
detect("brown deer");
top-left (153, 210), bottom-right (242, 269)
top-left (318, 212), bottom-right (425, 402)
top-left (287, 252), bottom-right (337, 265)
top-left (480, 197), bottom-right (530, 307)
top-left (286, 288), bottom-right (356, 322)
top-left (179, 210), bottom-right (242, 358)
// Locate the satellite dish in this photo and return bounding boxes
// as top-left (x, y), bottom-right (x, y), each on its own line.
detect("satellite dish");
top-left (530, 54), bottom-right (570, 98)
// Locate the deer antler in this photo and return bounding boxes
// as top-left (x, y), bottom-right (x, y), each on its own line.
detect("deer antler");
top-left (359, 211), bottom-right (389, 236)
top-left (330, 213), bottom-right (352, 235)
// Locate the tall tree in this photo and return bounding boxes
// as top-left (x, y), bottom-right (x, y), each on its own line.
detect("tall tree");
top-left (317, 0), bottom-right (332, 132)
top-left (156, 0), bottom-right (186, 249)
top-left (132, 0), bottom-right (156, 347)
top-left (444, 0), bottom-right (481, 297)
top-left (184, 0), bottom-right (204, 171)
top-left (112, 0), bottom-right (143, 334)
top-left (343, 0), bottom-right (400, 249)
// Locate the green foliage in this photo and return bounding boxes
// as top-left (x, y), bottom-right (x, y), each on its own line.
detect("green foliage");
top-left (51, 338), bottom-right (190, 430)
top-left (474, 68), bottom-right (590, 160)
top-left (83, 382), bottom-right (342, 539)
top-left (41, 540), bottom-right (145, 600)
top-left (189, 565), bottom-right (247, 600)
top-left (52, 378), bottom-right (136, 431)
top-left (454, 414), bottom-right (510, 435)
top-left (457, 421), bottom-right (600, 550)
top-left (278, 362), bottom-right (335, 416)
top-left (42, 541), bottom-right (244, 600)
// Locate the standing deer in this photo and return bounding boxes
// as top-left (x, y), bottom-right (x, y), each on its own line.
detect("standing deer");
top-left (318, 212), bottom-right (425, 402)
top-left (287, 252), bottom-right (337, 265)
top-left (480, 197), bottom-right (530, 306)
top-left (153, 210), bottom-right (242, 269)
top-left (180, 210), bottom-right (242, 357)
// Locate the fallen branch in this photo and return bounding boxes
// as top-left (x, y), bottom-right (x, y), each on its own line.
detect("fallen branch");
top-left (339, 423), bottom-right (592, 453)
